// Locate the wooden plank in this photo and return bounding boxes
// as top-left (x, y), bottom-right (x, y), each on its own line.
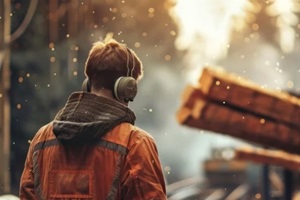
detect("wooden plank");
top-left (198, 67), bottom-right (300, 128)
top-left (177, 88), bottom-right (300, 154)
top-left (228, 84), bottom-right (254, 108)
top-left (234, 147), bottom-right (300, 171)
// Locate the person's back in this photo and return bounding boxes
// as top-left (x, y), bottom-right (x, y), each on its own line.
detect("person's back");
top-left (19, 34), bottom-right (167, 200)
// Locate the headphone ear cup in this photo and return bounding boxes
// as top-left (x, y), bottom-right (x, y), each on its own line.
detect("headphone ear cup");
top-left (114, 77), bottom-right (137, 102)
top-left (82, 78), bottom-right (91, 92)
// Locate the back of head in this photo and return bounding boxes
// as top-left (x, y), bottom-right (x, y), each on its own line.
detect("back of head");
top-left (84, 33), bottom-right (144, 93)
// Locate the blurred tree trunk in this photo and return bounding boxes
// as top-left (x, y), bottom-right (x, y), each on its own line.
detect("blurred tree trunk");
top-left (0, 0), bottom-right (11, 194)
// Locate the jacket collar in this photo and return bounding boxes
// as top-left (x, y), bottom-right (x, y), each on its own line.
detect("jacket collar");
top-left (53, 92), bottom-right (136, 143)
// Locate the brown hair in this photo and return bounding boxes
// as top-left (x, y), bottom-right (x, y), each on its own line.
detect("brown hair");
top-left (84, 33), bottom-right (143, 91)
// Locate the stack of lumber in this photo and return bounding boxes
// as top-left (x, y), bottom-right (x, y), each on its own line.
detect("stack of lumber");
top-left (177, 66), bottom-right (300, 155)
top-left (234, 146), bottom-right (300, 171)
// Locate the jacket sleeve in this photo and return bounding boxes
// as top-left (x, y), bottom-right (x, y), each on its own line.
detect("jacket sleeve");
top-left (19, 140), bottom-right (36, 199)
top-left (120, 134), bottom-right (167, 200)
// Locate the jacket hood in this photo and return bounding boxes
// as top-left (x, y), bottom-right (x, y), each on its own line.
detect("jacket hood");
top-left (53, 92), bottom-right (136, 143)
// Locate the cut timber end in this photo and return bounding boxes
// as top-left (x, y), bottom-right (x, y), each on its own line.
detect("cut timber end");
top-left (192, 100), bottom-right (207, 119)
top-left (180, 84), bottom-right (204, 109)
top-left (176, 107), bottom-right (193, 124)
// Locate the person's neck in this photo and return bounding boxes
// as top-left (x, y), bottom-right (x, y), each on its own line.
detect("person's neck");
top-left (91, 88), bottom-right (128, 106)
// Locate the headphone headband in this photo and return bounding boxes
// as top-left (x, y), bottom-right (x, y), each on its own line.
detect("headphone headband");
top-left (126, 47), bottom-right (135, 78)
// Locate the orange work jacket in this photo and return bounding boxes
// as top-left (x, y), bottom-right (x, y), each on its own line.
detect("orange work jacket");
top-left (19, 92), bottom-right (167, 200)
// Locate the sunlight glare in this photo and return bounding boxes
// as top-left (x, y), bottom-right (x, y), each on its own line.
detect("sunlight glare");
top-left (169, 0), bottom-right (253, 58)
top-left (169, 0), bottom-right (300, 84)
top-left (266, 0), bottom-right (300, 53)
top-left (168, 0), bottom-right (254, 84)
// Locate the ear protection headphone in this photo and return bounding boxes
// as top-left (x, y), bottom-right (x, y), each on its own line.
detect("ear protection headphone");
top-left (82, 48), bottom-right (137, 103)
top-left (81, 78), bottom-right (91, 92)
